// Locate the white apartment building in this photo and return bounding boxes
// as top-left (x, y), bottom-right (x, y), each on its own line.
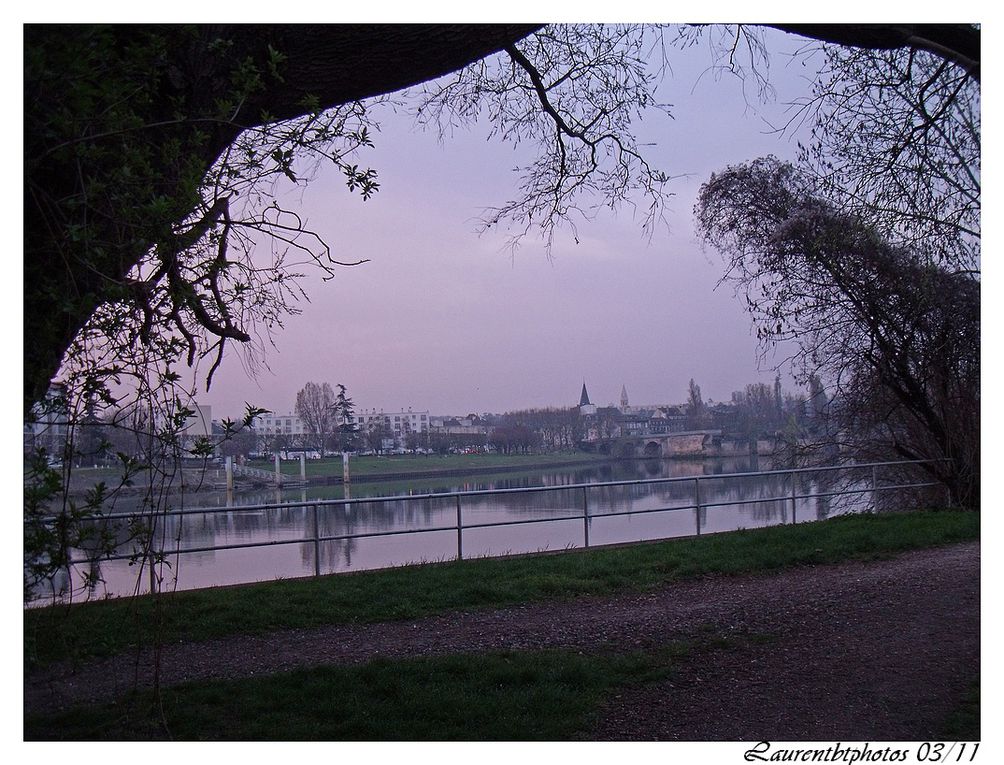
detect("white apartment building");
top-left (355, 408), bottom-right (429, 440)
top-left (183, 403), bottom-right (213, 437)
top-left (255, 412), bottom-right (308, 437)
top-left (249, 407), bottom-right (429, 449)
top-left (24, 383), bottom-right (69, 458)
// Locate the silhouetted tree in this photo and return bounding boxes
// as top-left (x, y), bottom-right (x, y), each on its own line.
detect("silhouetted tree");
top-left (332, 384), bottom-right (358, 452)
top-left (696, 157), bottom-right (979, 507)
top-left (686, 379), bottom-right (710, 429)
top-left (294, 382), bottom-right (336, 457)
top-left (792, 36), bottom-right (979, 271)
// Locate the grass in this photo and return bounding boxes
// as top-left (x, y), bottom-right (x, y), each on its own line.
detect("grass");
top-left (25, 645), bottom-right (693, 740)
top-left (24, 509), bottom-right (978, 671)
top-left (269, 451), bottom-right (609, 478)
top-left (61, 453), bottom-right (609, 495)
top-left (940, 680), bottom-right (980, 740)
top-left (28, 634), bottom-right (979, 741)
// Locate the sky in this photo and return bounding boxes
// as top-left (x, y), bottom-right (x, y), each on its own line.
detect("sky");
top-left (195, 26), bottom-right (825, 420)
top-left (7, 10), bottom-right (998, 759)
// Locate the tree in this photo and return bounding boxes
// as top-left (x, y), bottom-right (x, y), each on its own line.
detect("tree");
top-left (772, 25), bottom-right (979, 81)
top-left (695, 157), bottom-right (978, 507)
top-left (365, 420), bottom-right (392, 455)
top-left (332, 384), bottom-right (358, 452)
top-left (489, 424), bottom-right (539, 455)
top-left (23, 24), bottom-right (543, 412)
top-left (686, 379), bottom-right (709, 430)
top-left (219, 428), bottom-right (258, 461)
top-left (24, 23), bottom-right (664, 412)
top-left (501, 407), bottom-right (584, 451)
top-left (790, 38), bottom-right (979, 271)
top-left (24, 24), bottom-right (980, 413)
top-left (294, 382), bottom-right (336, 457)
top-left (806, 375), bottom-right (828, 429)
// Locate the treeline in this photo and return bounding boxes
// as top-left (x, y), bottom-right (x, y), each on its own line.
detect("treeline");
top-left (496, 407), bottom-right (583, 451)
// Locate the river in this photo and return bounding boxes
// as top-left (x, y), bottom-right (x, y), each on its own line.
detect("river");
top-left (37, 456), bottom-right (871, 603)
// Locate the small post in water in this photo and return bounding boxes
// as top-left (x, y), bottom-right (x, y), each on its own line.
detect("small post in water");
top-left (582, 486), bottom-right (590, 548)
top-left (300, 453), bottom-right (306, 481)
top-left (342, 451), bottom-right (350, 485)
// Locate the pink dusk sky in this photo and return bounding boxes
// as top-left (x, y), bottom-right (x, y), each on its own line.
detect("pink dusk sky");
top-left (194, 27), bottom-right (820, 420)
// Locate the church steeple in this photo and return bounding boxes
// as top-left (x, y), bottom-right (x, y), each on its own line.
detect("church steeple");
top-left (578, 381), bottom-right (597, 416)
top-left (620, 384), bottom-right (629, 411)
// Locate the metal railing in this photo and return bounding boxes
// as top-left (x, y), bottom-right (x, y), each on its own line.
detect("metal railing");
top-left (40, 459), bottom-right (949, 577)
top-left (39, 459), bottom-right (947, 570)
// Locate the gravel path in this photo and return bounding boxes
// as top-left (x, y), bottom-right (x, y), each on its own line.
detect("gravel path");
top-left (25, 542), bottom-right (979, 740)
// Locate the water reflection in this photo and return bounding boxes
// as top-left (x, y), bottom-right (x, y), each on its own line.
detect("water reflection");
top-left (48, 457), bottom-right (872, 602)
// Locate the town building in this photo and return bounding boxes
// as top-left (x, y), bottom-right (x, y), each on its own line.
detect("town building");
top-left (179, 403), bottom-right (212, 453)
top-left (255, 412), bottom-right (308, 438)
top-left (576, 382), bottom-right (695, 442)
top-left (24, 383), bottom-right (69, 459)
top-left (356, 408), bottom-right (430, 443)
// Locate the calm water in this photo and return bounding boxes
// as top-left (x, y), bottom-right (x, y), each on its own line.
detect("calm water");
top-left (41, 457), bottom-right (871, 602)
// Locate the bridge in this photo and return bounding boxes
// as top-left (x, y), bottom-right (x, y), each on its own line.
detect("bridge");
top-left (588, 431), bottom-right (779, 459)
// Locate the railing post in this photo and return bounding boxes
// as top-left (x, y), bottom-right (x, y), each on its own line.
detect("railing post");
top-left (456, 495), bottom-right (463, 561)
top-left (872, 464), bottom-right (879, 513)
top-left (312, 504), bottom-right (320, 577)
top-left (582, 486), bottom-right (590, 548)
top-left (694, 477), bottom-right (702, 536)
top-left (790, 471), bottom-right (797, 524)
top-left (147, 515), bottom-right (159, 595)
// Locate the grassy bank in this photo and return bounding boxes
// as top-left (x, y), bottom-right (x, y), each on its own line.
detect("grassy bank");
top-left (269, 451), bottom-right (609, 478)
top-left (61, 452), bottom-right (610, 495)
top-left (25, 510), bottom-right (978, 670)
top-left (243, 461), bottom-right (624, 501)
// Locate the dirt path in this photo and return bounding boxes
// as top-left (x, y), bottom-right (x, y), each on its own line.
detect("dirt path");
top-left (25, 542), bottom-right (979, 740)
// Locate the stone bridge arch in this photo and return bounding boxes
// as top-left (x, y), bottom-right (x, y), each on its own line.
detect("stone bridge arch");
top-left (642, 440), bottom-right (663, 458)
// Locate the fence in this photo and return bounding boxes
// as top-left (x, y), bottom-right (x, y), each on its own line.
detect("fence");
top-left (41, 459), bottom-right (950, 588)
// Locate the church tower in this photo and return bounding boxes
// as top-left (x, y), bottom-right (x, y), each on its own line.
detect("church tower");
top-left (620, 384), bottom-right (630, 413)
top-left (578, 382), bottom-right (597, 416)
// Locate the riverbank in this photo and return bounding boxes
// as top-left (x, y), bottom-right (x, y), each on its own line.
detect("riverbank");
top-left (64, 452), bottom-right (618, 496)
top-left (25, 511), bottom-right (979, 740)
top-left (271, 451), bottom-right (614, 483)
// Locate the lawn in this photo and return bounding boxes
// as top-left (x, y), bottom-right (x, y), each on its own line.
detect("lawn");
top-left (25, 646), bottom-right (690, 740)
top-left (263, 451), bottom-right (609, 478)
